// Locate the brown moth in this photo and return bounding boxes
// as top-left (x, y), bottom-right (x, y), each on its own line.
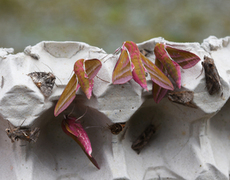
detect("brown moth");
top-left (24, 46), bottom-right (40, 60)
top-left (131, 124), bottom-right (156, 154)
top-left (6, 121), bottom-right (40, 143)
top-left (202, 56), bottom-right (221, 95)
top-left (168, 91), bottom-right (197, 108)
top-left (108, 122), bottom-right (126, 135)
top-left (28, 72), bottom-right (56, 97)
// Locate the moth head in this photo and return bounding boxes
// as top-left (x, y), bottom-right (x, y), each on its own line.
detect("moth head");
top-left (208, 63), bottom-right (213, 68)
top-left (5, 120), bottom-right (14, 136)
top-left (108, 123), bottom-right (126, 135)
top-left (48, 72), bottom-right (56, 79)
top-left (5, 128), bottom-right (11, 136)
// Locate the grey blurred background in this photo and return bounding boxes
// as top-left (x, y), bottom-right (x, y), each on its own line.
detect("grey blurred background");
top-left (0, 0), bottom-right (229, 53)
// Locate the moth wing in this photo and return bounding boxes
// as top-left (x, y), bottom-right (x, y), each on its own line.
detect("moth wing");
top-left (84, 59), bottom-right (102, 80)
top-left (62, 117), bottom-right (100, 169)
top-left (140, 53), bottom-right (173, 90)
top-left (124, 41), bottom-right (148, 90)
top-left (54, 74), bottom-right (79, 116)
top-left (112, 45), bottom-right (133, 84)
top-left (166, 45), bottom-right (200, 69)
top-left (154, 43), bottom-right (181, 88)
top-left (152, 59), bottom-right (170, 103)
top-left (74, 59), bottom-right (94, 99)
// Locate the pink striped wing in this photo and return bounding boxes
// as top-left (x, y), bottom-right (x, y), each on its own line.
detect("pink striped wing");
top-left (62, 116), bottom-right (100, 169)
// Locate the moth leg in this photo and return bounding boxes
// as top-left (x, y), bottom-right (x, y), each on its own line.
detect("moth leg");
top-left (75, 106), bottom-right (88, 122)
top-left (196, 65), bottom-right (204, 79)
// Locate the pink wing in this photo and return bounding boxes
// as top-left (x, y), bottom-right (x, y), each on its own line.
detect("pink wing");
top-left (154, 43), bottom-right (181, 88)
top-left (112, 44), bottom-right (133, 84)
top-left (124, 41), bottom-right (148, 90)
top-left (152, 58), bottom-right (169, 103)
top-left (74, 59), bottom-right (94, 99)
top-left (140, 53), bottom-right (173, 90)
top-left (54, 74), bottom-right (79, 116)
top-left (62, 116), bottom-right (100, 169)
top-left (165, 45), bottom-right (200, 69)
top-left (84, 59), bottom-right (102, 80)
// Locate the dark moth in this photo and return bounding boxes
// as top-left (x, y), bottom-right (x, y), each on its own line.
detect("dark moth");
top-left (202, 56), bottom-right (221, 95)
top-left (108, 122), bottom-right (126, 135)
top-left (131, 124), bottom-right (156, 154)
top-left (28, 72), bottom-right (56, 97)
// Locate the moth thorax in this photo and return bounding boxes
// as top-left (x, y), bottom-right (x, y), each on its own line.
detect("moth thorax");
top-left (5, 128), bottom-right (11, 136)
top-left (108, 123), bottom-right (126, 135)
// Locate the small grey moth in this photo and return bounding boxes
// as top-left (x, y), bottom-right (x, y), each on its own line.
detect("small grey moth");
top-left (28, 72), bottom-right (56, 97)
top-left (6, 121), bottom-right (40, 143)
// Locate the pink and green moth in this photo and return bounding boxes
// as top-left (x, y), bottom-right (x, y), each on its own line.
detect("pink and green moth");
top-left (153, 43), bottom-right (201, 103)
top-left (62, 115), bottom-right (100, 169)
top-left (54, 59), bottom-right (102, 116)
top-left (112, 41), bottom-right (174, 91)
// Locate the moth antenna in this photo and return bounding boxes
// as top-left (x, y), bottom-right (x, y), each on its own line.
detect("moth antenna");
top-left (84, 125), bottom-right (104, 130)
top-left (68, 71), bottom-right (75, 80)
top-left (102, 47), bottom-right (121, 63)
top-left (67, 105), bottom-right (75, 117)
top-left (96, 75), bottom-right (110, 83)
top-left (19, 119), bottom-right (27, 127)
top-left (63, 105), bottom-right (76, 120)
top-left (100, 54), bottom-right (110, 62)
top-left (7, 120), bottom-right (13, 131)
top-left (1, 76), bottom-right (4, 88)
top-left (87, 51), bottom-right (92, 59)
top-left (106, 123), bottom-right (111, 128)
top-left (33, 63), bottom-right (41, 72)
top-left (40, 62), bottom-right (63, 85)
top-left (83, 56), bottom-right (110, 83)
top-left (196, 66), bottom-right (204, 79)
top-left (113, 47), bottom-right (122, 55)
top-left (54, 76), bottom-right (62, 86)
top-left (119, 126), bottom-right (128, 141)
top-left (75, 106), bottom-right (88, 122)
top-left (40, 62), bottom-right (53, 73)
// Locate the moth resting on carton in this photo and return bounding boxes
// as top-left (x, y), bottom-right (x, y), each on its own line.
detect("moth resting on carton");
top-left (28, 72), bottom-right (56, 97)
top-left (168, 91), bottom-right (197, 108)
top-left (5, 120), bottom-right (40, 143)
top-left (108, 122), bottom-right (126, 135)
top-left (202, 56), bottom-right (222, 95)
top-left (131, 124), bottom-right (157, 154)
